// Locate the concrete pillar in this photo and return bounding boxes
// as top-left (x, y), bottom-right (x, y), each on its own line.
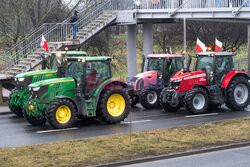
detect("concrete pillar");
top-left (183, 18), bottom-right (187, 52)
top-left (0, 83), bottom-right (3, 104)
top-left (248, 25), bottom-right (250, 74)
top-left (143, 22), bottom-right (153, 72)
top-left (127, 24), bottom-right (137, 81)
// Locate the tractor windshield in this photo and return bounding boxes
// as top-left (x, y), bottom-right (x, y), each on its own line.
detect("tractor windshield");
top-left (195, 56), bottom-right (213, 74)
top-left (147, 58), bottom-right (164, 74)
top-left (65, 61), bottom-right (84, 84)
top-left (47, 54), bottom-right (64, 70)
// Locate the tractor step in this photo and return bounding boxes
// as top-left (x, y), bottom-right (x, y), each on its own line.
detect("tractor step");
top-left (85, 98), bottom-right (96, 116)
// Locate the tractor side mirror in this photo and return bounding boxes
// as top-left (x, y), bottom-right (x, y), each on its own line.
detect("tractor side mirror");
top-left (217, 58), bottom-right (223, 68)
top-left (187, 54), bottom-right (192, 72)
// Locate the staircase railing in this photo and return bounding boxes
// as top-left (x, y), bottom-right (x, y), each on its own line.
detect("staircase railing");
top-left (0, 0), bottom-right (112, 73)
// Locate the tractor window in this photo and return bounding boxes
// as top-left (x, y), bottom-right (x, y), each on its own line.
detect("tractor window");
top-left (147, 58), bottom-right (163, 74)
top-left (48, 54), bottom-right (63, 70)
top-left (214, 56), bottom-right (234, 83)
top-left (86, 61), bottom-right (111, 93)
top-left (196, 56), bottom-right (213, 74)
top-left (174, 58), bottom-right (184, 71)
top-left (66, 62), bottom-right (84, 84)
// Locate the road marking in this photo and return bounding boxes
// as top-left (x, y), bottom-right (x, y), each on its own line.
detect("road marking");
top-left (121, 120), bottom-right (152, 124)
top-left (185, 113), bottom-right (218, 118)
top-left (36, 127), bottom-right (78, 134)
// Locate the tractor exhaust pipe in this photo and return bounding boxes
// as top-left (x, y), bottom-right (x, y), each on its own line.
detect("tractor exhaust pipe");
top-left (187, 54), bottom-right (192, 72)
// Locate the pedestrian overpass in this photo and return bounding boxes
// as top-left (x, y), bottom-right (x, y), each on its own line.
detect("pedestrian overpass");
top-left (0, 0), bottom-right (250, 102)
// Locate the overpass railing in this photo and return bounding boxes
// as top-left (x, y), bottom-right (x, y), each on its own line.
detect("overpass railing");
top-left (110, 0), bottom-right (250, 10)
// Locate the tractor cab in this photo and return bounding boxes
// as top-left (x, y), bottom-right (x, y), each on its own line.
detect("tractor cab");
top-left (193, 52), bottom-right (236, 85)
top-left (146, 54), bottom-right (184, 84)
top-left (129, 54), bottom-right (184, 109)
top-left (63, 56), bottom-right (112, 97)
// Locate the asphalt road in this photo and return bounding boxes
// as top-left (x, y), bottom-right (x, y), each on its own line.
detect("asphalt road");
top-left (1, 105), bottom-right (250, 147)
top-left (122, 146), bottom-right (250, 167)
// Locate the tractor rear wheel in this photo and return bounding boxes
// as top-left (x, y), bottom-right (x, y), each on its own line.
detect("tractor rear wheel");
top-left (140, 87), bottom-right (161, 109)
top-left (46, 99), bottom-right (76, 129)
top-left (226, 77), bottom-right (250, 111)
top-left (160, 88), bottom-right (180, 112)
top-left (23, 109), bottom-right (46, 126)
top-left (8, 87), bottom-right (23, 117)
top-left (184, 87), bottom-right (209, 114)
top-left (97, 87), bottom-right (130, 124)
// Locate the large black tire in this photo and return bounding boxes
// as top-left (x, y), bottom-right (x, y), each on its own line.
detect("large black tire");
top-left (8, 87), bottom-right (23, 117)
top-left (226, 77), bottom-right (250, 111)
top-left (23, 109), bottom-right (46, 126)
top-left (45, 99), bottom-right (76, 129)
top-left (140, 86), bottom-right (161, 109)
top-left (159, 88), bottom-right (180, 112)
top-left (131, 95), bottom-right (139, 107)
top-left (97, 87), bottom-right (130, 124)
top-left (184, 87), bottom-right (209, 114)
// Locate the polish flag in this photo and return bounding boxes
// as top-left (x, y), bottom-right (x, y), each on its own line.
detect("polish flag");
top-left (196, 38), bottom-right (206, 53)
top-left (215, 38), bottom-right (222, 52)
top-left (41, 35), bottom-right (48, 51)
top-left (169, 47), bottom-right (172, 54)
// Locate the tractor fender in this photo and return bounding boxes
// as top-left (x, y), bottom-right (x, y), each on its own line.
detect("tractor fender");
top-left (221, 71), bottom-right (250, 88)
top-left (55, 95), bottom-right (80, 113)
top-left (94, 79), bottom-right (128, 107)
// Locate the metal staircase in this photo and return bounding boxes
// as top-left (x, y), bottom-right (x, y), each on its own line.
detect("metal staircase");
top-left (0, 0), bottom-right (116, 77)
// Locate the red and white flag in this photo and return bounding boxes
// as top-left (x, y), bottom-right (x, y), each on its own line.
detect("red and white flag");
top-left (215, 38), bottom-right (222, 52)
top-left (196, 38), bottom-right (206, 53)
top-left (41, 35), bottom-right (48, 51)
top-left (169, 47), bottom-right (172, 54)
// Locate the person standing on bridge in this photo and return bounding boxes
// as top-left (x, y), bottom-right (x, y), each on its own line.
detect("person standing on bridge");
top-left (70, 10), bottom-right (79, 39)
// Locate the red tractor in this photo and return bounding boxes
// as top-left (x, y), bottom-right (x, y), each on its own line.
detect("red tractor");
top-left (160, 52), bottom-right (250, 114)
top-left (128, 54), bottom-right (184, 109)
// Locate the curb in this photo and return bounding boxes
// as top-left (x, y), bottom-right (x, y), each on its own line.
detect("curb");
top-left (94, 142), bottom-right (250, 167)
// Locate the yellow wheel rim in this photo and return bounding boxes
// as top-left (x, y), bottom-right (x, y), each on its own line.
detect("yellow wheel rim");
top-left (107, 93), bottom-right (126, 117)
top-left (56, 105), bottom-right (71, 124)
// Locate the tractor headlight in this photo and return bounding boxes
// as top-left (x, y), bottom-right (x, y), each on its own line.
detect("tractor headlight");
top-left (32, 87), bottom-right (40, 92)
top-left (18, 77), bottom-right (25, 82)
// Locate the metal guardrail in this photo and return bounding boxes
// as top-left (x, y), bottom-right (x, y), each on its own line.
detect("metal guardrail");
top-left (1, 0), bottom-right (250, 73)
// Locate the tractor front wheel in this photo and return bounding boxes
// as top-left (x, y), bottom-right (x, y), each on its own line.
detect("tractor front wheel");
top-left (23, 109), bottom-right (46, 126)
top-left (140, 87), bottom-right (160, 109)
top-left (97, 87), bottom-right (130, 124)
top-left (184, 87), bottom-right (209, 114)
top-left (8, 87), bottom-right (23, 117)
top-left (46, 99), bottom-right (76, 129)
top-left (226, 77), bottom-right (250, 111)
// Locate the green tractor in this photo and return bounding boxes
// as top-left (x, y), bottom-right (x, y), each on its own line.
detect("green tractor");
top-left (8, 51), bottom-right (88, 116)
top-left (24, 56), bottom-right (131, 128)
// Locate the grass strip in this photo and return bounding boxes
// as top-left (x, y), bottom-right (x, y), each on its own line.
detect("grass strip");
top-left (1, 117), bottom-right (250, 167)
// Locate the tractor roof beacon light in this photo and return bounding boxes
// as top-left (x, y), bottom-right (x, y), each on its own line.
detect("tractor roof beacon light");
top-left (207, 46), bottom-right (212, 52)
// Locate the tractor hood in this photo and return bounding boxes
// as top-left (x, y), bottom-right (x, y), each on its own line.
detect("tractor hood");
top-left (135, 71), bottom-right (158, 79)
top-left (15, 69), bottom-right (56, 78)
top-left (170, 71), bottom-right (206, 82)
top-left (29, 77), bottom-right (75, 88)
